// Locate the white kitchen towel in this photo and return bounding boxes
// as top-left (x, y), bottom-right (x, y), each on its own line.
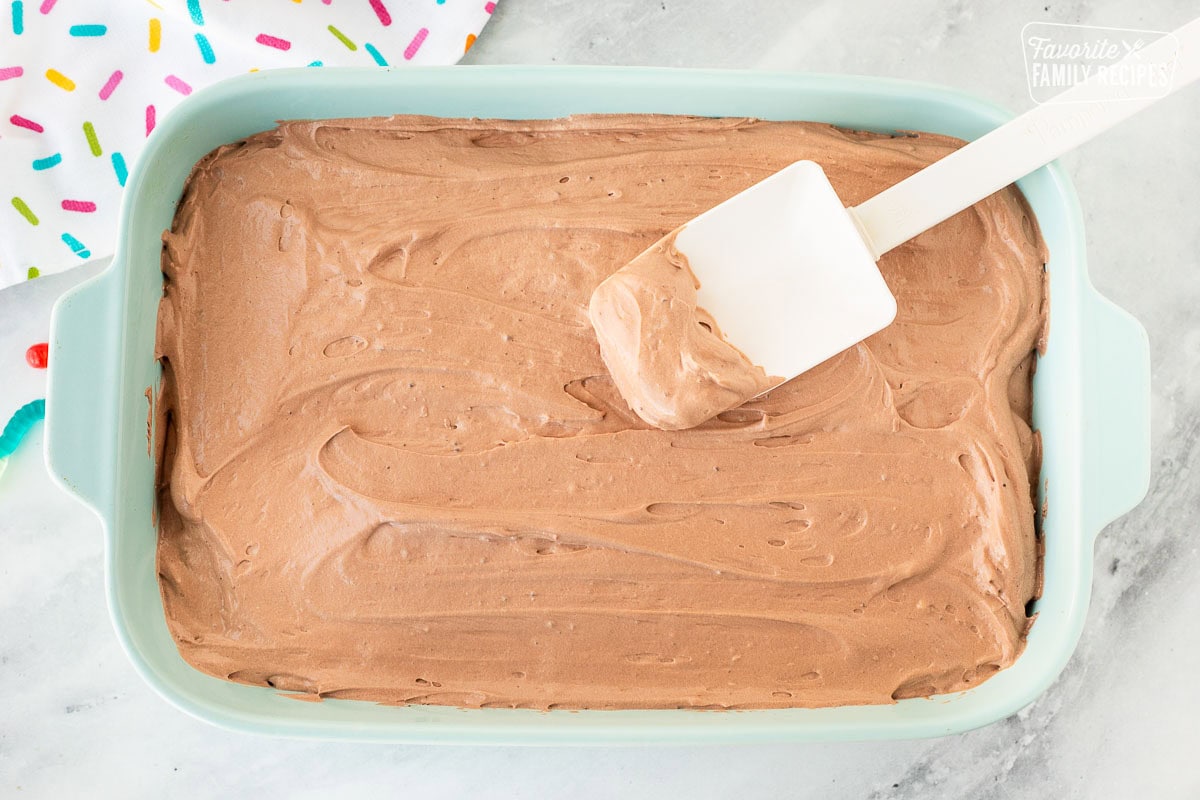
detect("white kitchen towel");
top-left (0, 0), bottom-right (498, 288)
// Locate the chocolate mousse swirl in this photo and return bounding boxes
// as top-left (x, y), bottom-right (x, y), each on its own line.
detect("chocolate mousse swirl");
top-left (156, 115), bottom-right (1047, 709)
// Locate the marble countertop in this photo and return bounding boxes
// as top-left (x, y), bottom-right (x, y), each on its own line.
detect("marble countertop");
top-left (3, 0), bottom-right (1198, 796)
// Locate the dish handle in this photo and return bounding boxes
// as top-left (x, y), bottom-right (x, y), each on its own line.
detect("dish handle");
top-left (45, 262), bottom-right (120, 518)
top-left (1080, 288), bottom-right (1151, 538)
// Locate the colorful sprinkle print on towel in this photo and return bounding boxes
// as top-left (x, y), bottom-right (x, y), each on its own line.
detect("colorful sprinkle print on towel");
top-left (0, 0), bottom-right (499, 287)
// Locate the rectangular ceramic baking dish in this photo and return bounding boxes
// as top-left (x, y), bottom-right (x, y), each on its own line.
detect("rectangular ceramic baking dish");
top-left (45, 66), bottom-right (1150, 744)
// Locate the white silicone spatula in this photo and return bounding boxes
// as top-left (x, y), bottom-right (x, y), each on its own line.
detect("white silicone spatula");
top-left (666, 16), bottom-right (1200, 386)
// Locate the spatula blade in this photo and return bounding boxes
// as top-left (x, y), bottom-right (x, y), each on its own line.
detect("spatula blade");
top-left (676, 160), bottom-right (896, 382)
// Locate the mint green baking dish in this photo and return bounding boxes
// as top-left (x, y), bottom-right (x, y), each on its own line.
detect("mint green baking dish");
top-left (45, 66), bottom-right (1150, 744)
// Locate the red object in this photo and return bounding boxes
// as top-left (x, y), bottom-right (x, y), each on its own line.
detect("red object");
top-left (369, 0), bottom-right (391, 26)
top-left (26, 342), bottom-right (49, 369)
top-left (10, 114), bottom-right (44, 133)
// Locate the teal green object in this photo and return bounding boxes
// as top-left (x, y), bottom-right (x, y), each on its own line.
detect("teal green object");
top-left (0, 398), bottom-right (45, 459)
top-left (44, 67), bottom-right (1151, 744)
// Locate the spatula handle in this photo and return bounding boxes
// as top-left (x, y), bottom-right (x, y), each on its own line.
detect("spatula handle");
top-left (850, 16), bottom-right (1200, 259)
